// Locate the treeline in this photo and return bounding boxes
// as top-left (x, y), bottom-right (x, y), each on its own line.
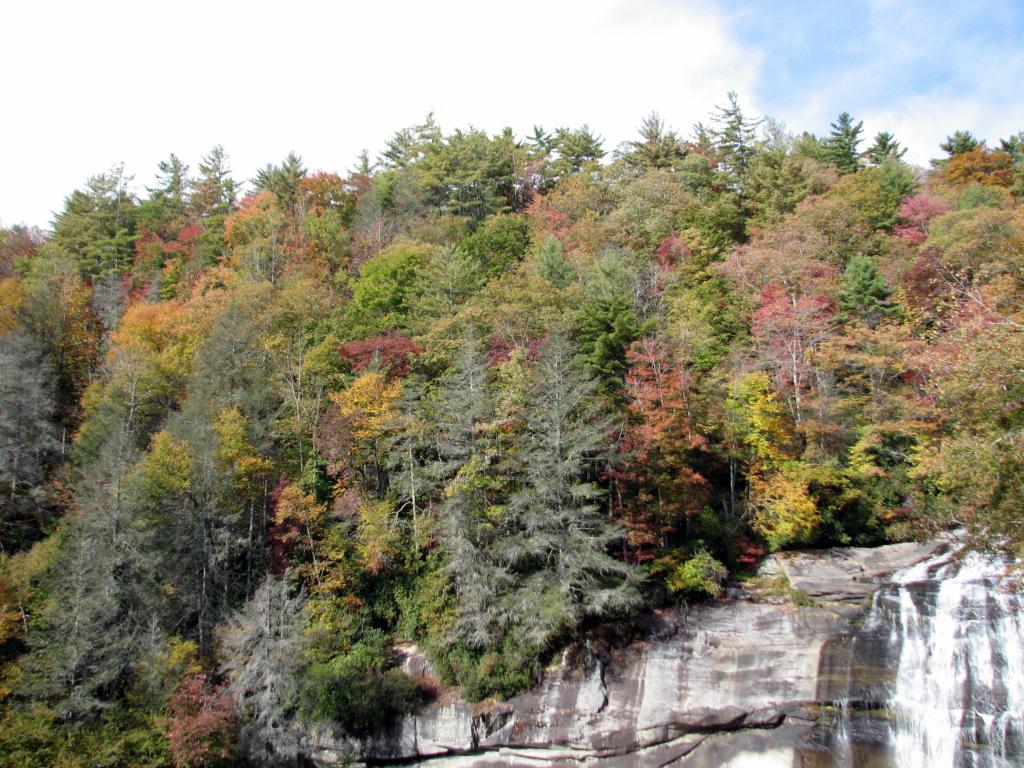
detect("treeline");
top-left (1, 98), bottom-right (1023, 766)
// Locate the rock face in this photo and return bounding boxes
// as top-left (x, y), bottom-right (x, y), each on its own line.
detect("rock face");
top-left (303, 539), bottom-right (947, 767)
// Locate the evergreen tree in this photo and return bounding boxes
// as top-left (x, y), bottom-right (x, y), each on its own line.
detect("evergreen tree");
top-left (575, 252), bottom-right (643, 388)
top-left (533, 236), bottom-right (574, 289)
top-left (940, 130), bottom-right (983, 157)
top-left (551, 125), bottom-right (605, 177)
top-left (823, 112), bottom-right (864, 173)
top-left (863, 131), bottom-right (906, 165)
top-left (710, 91), bottom-right (761, 182)
top-left (428, 333), bottom-right (514, 646)
top-left (621, 113), bottom-right (686, 170)
top-left (51, 165), bottom-right (137, 279)
top-left (191, 145), bottom-right (236, 220)
top-left (253, 151), bottom-right (308, 210)
top-left (0, 332), bottom-right (59, 515)
top-left (221, 576), bottom-right (306, 766)
top-left (837, 254), bottom-right (900, 327)
top-left (191, 146), bottom-right (236, 263)
top-left (503, 332), bottom-right (640, 646)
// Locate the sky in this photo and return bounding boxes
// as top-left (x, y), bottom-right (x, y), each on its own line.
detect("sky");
top-left (2, 0), bottom-right (1023, 228)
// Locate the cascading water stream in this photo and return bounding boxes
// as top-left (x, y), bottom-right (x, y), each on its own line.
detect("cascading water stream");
top-left (829, 547), bottom-right (1024, 767)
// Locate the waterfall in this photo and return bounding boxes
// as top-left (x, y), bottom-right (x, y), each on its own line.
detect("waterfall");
top-left (830, 547), bottom-right (1024, 767)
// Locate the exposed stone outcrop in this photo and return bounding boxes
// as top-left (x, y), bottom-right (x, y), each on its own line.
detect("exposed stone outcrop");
top-left (302, 539), bottom-right (947, 767)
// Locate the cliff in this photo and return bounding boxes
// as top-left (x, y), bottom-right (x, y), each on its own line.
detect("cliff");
top-left (303, 540), bottom-right (946, 767)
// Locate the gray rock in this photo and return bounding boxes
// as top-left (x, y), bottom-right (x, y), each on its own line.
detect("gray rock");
top-left (301, 540), bottom-right (941, 766)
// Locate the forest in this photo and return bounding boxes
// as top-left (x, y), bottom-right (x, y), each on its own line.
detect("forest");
top-left (1, 97), bottom-right (1023, 766)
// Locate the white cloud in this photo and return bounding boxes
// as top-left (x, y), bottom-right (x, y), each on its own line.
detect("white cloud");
top-left (0, 0), bottom-right (760, 227)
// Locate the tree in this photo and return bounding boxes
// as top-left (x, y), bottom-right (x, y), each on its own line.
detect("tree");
top-left (253, 152), bottom-right (307, 210)
top-left (574, 252), bottom-right (643, 388)
top-left (51, 165), bottom-right (137, 280)
top-left (837, 254), bottom-right (900, 327)
top-left (166, 673), bottom-right (238, 768)
top-left (0, 332), bottom-right (59, 518)
top-left (613, 336), bottom-right (707, 559)
top-left (710, 91), bottom-right (761, 182)
top-left (939, 129), bottom-right (982, 157)
top-left (620, 113), bottom-right (686, 170)
top-left (427, 333), bottom-right (510, 646)
top-left (752, 281), bottom-right (834, 424)
top-left (190, 146), bottom-right (237, 264)
top-left (191, 146), bottom-right (236, 220)
top-left (822, 113), bottom-right (864, 174)
top-left (503, 332), bottom-right (640, 646)
top-left (550, 125), bottom-right (605, 179)
top-left (221, 576), bottom-right (305, 766)
top-left (862, 131), bottom-right (906, 165)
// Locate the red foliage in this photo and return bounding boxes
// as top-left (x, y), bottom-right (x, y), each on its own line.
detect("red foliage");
top-left (894, 191), bottom-right (952, 244)
top-left (0, 226), bottom-right (43, 277)
top-left (655, 231), bottom-right (692, 270)
top-left (900, 247), bottom-right (955, 324)
top-left (611, 337), bottom-right (708, 562)
top-left (736, 538), bottom-right (766, 568)
top-left (752, 281), bottom-right (834, 418)
top-left (487, 335), bottom-right (543, 365)
top-left (166, 673), bottom-right (238, 768)
top-left (340, 334), bottom-right (420, 377)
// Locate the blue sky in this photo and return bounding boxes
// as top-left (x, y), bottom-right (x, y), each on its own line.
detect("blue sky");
top-left (2, 0), bottom-right (1022, 227)
top-left (719, 0), bottom-right (1024, 149)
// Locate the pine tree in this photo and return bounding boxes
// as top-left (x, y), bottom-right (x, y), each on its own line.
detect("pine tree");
top-left (191, 145), bottom-right (236, 220)
top-left (863, 131), bottom-right (906, 165)
top-left (551, 125), bottom-right (605, 177)
top-left (0, 332), bottom-right (59, 515)
top-left (940, 130), bottom-right (982, 157)
top-left (253, 152), bottom-right (307, 210)
top-left (51, 165), bottom-right (137, 279)
top-left (823, 112), bottom-right (864, 173)
top-left (221, 576), bottom-right (306, 766)
top-left (621, 113), bottom-right (686, 170)
top-left (427, 332), bottom-right (514, 646)
top-left (837, 254), bottom-right (900, 327)
top-left (710, 91), bottom-right (761, 182)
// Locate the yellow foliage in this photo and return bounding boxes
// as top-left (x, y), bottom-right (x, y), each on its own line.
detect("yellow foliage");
top-left (750, 465), bottom-right (821, 551)
top-left (140, 431), bottom-right (192, 499)
top-left (727, 371), bottom-right (795, 466)
top-left (213, 408), bottom-right (272, 497)
top-left (356, 497), bottom-right (400, 575)
top-left (273, 483), bottom-right (326, 544)
top-left (330, 372), bottom-right (402, 442)
top-left (0, 278), bottom-right (24, 333)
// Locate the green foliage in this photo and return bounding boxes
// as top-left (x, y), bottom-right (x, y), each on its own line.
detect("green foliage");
top-left (5, 105), bottom-right (1024, 763)
top-left (458, 213), bottom-right (530, 279)
top-left (51, 166), bottom-right (137, 279)
top-left (650, 550), bottom-right (729, 599)
top-left (348, 240), bottom-right (435, 334)
top-left (300, 631), bottom-right (420, 735)
top-left (620, 113), bottom-right (686, 170)
top-left (822, 112), bottom-right (864, 174)
top-left (837, 254), bottom-right (900, 326)
top-left (940, 130), bottom-right (983, 157)
top-left (435, 633), bottom-right (541, 702)
top-left (574, 252), bottom-right (645, 387)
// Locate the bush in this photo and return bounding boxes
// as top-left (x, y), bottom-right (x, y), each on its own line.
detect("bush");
top-left (300, 634), bottom-right (420, 735)
top-left (433, 632), bottom-right (542, 702)
top-left (650, 550), bottom-right (729, 599)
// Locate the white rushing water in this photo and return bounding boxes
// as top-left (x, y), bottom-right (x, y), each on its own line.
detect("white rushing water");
top-left (863, 550), bottom-right (1024, 767)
